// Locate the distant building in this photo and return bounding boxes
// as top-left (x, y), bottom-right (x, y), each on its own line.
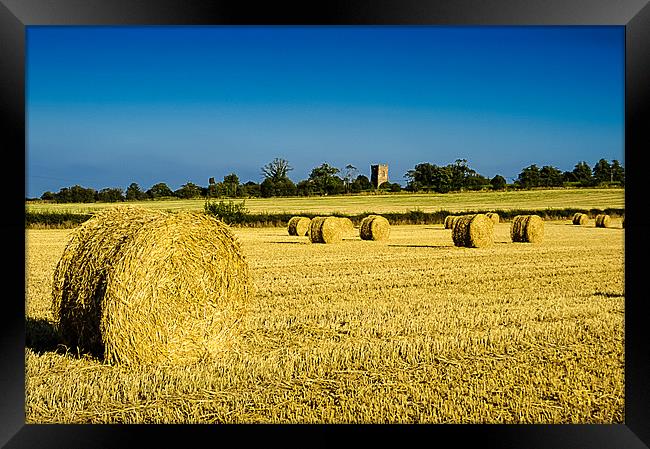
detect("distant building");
top-left (370, 164), bottom-right (389, 189)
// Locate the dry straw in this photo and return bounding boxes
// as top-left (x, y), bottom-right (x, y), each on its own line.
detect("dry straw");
top-left (309, 216), bottom-right (343, 243)
top-left (445, 215), bottom-right (464, 230)
top-left (451, 214), bottom-right (494, 248)
top-left (52, 206), bottom-right (251, 366)
top-left (510, 215), bottom-right (544, 243)
top-left (572, 213), bottom-right (588, 225)
top-left (444, 215), bottom-right (455, 229)
top-left (360, 215), bottom-right (390, 241)
top-left (595, 214), bottom-right (611, 228)
top-left (486, 212), bottom-right (500, 224)
top-left (337, 217), bottom-right (355, 235)
top-left (287, 216), bottom-right (311, 236)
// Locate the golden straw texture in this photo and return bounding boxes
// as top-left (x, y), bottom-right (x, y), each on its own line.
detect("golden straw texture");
top-left (572, 213), bottom-right (588, 225)
top-left (451, 214), bottom-right (494, 248)
top-left (360, 215), bottom-right (390, 241)
top-left (510, 215), bottom-right (544, 243)
top-left (595, 214), bottom-right (611, 228)
top-left (52, 206), bottom-right (250, 366)
top-left (288, 216), bottom-right (311, 236)
top-left (309, 216), bottom-right (343, 244)
top-left (444, 215), bottom-right (455, 229)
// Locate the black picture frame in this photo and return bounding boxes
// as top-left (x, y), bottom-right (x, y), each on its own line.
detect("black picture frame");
top-left (3, 0), bottom-right (648, 447)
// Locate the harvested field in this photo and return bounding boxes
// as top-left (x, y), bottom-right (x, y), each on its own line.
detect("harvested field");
top-left (26, 219), bottom-right (624, 424)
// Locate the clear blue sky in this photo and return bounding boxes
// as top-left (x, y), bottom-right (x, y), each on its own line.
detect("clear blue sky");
top-left (26, 26), bottom-right (624, 197)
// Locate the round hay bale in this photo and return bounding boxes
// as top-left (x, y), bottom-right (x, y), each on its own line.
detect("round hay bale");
top-left (287, 216), bottom-right (311, 236)
top-left (510, 214), bottom-right (544, 243)
top-left (52, 206), bottom-right (251, 366)
top-left (595, 214), bottom-right (611, 228)
top-left (622, 216), bottom-right (625, 228)
top-left (360, 215), bottom-right (379, 236)
top-left (309, 216), bottom-right (343, 243)
top-left (337, 217), bottom-right (355, 235)
top-left (444, 215), bottom-right (456, 229)
top-left (486, 212), bottom-right (500, 224)
top-left (451, 214), bottom-right (494, 248)
top-left (360, 215), bottom-right (390, 241)
top-left (572, 213), bottom-right (588, 225)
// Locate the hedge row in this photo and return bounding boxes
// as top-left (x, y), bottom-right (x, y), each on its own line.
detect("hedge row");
top-left (25, 208), bottom-right (625, 229)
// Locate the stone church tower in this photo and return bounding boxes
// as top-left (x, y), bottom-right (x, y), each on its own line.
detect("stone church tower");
top-left (370, 164), bottom-right (389, 189)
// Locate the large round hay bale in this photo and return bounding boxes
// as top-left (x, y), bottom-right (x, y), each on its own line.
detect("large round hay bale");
top-left (572, 213), bottom-right (588, 225)
top-left (337, 217), bottom-right (355, 235)
top-left (309, 216), bottom-right (343, 243)
top-left (595, 214), bottom-right (611, 228)
top-left (510, 215), bottom-right (544, 243)
top-left (287, 216), bottom-right (311, 236)
top-left (622, 216), bottom-right (625, 228)
top-left (52, 206), bottom-right (250, 366)
top-left (360, 215), bottom-right (390, 241)
top-left (486, 212), bottom-right (500, 224)
top-left (451, 214), bottom-right (494, 248)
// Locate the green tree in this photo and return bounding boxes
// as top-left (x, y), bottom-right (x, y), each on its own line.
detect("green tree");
top-left (241, 181), bottom-right (261, 198)
top-left (517, 164), bottom-right (541, 189)
top-left (343, 164), bottom-right (358, 193)
top-left (350, 175), bottom-right (372, 193)
top-left (174, 182), bottom-right (202, 199)
top-left (490, 175), bottom-right (507, 190)
top-left (405, 163), bottom-right (437, 192)
top-left (296, 179), bottom-right (317, 196)
top-left (379, 181), bottom-right (402, 192)
top-left (222, 173), bottom-right (240, 197)
top-left (572, 161), bottom-right (594, 187)
top-left (97, 187), bottom-right (125, 202)
top-left (125, 182), bottom-right (146, 201)
top-left (562, 171), bottom-right (577, 183)
top-left (146, 182), bottom-right (174, 199)
top-left (260, 177), bottom-right (297, 197)
top-left (592, 158), bottom-right (612, 184)
top-left (40, 191), bottom-right (56, 201)
top-left (54, 185), bottom-right (96, 203)
top-left (464, 173), bottom-right (490, 191)
top-left (610, 160), bottom-right (625, 185)
top-left (539, 165), bottom-right (564, 187)
top-left (450, 159), bottom-right (475, 191)
top-left (308, 163), bottom-right (343, 195)
top-left (261, 158), bottom-right (292, 181)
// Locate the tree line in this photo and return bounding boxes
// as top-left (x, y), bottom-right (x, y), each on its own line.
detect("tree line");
top-left (36, 157), bottom-right (624, 203)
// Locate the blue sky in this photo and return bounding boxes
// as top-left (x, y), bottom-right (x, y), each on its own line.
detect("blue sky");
top-left (26, 26), bottom-right (624, 197)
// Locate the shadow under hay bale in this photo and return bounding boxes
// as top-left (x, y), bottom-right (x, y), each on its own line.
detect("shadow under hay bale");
top-left (452, 214), bottom-right (494, 248)
top-left (572, 213), bottom-right (589, 225)
top-left (26, 317), bottom-right (63, 354)
top-left (360, 215), bottom-right (390, 241)
top-left (595, 214), bottom-right (611, 228)
top-left (510, 215), bottom-right (544, 243)
top-left (287, 216), bottom-right (311, 236)
top-left (309, 216), bottom-right (343, 243)
top-left (52, 206), bottom-right (251, 366)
